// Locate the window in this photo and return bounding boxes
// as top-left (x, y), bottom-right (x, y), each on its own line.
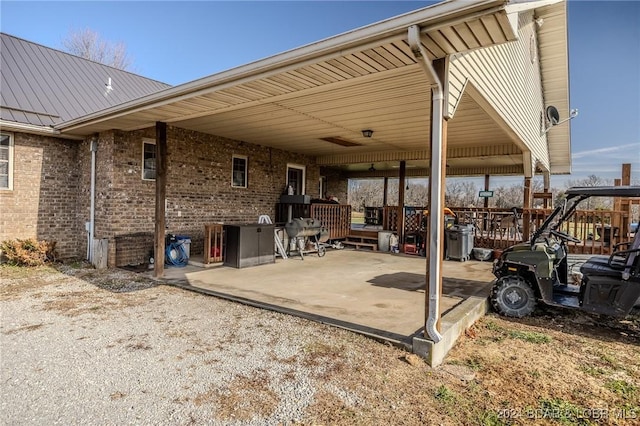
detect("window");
top-left (232, 155), bottom-right (247, 188)
top-left (0, 133), bottom-right (13, 190)
top-left (142, 139), bottom-right (156, 180)
top-left (287, 164), bottom-right (306, 195)
top-left (319, 176), bottom-right (327, 198)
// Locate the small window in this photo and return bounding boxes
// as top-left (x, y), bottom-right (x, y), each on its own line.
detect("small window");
top-left (232, 155), bottom-right (247, 188)
top-left (287, 164), bottom-right (306, 195)
top-left (142, 140), bottom-right (156, 180)
top-left (0, 133), bottom-right (13, 190)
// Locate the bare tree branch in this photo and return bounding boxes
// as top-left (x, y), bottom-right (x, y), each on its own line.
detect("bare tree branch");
top-left (62, 28), bottom-right (133, 70)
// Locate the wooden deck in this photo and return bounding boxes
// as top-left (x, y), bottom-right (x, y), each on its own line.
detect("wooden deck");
top-left (379, 205), bottom-right (635, 255)
top-left (343, 231), bottom-right (379, 251)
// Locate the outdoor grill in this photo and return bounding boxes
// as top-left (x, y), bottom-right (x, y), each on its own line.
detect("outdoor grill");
top-left (284, 218), bottom-right (327, 259)
top-left (285, 218), bottom-right (323, 239)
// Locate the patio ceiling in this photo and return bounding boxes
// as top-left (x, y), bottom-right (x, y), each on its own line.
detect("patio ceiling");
top-left (59, 0), bottom-right (530, 176)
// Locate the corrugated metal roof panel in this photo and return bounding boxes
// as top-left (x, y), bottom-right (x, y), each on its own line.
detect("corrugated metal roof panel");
top-left (0, 32), bottom-right (170, 127)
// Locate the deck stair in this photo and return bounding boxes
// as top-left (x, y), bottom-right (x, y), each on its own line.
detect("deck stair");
top-left (343, 229), bottom-right (379, 251)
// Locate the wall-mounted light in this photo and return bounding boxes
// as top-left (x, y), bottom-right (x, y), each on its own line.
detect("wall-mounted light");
top-left (362, 129), bottom-right (373, 138)
top-left (368, 163), bottom-right (376, 172)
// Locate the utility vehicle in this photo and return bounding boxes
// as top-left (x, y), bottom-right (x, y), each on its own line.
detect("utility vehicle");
top-left (491, 186), bottom-right (640, 318)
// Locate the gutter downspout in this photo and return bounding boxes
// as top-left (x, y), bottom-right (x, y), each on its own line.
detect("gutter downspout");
top-left (408, 24), bottom-right (444, 343)
top-left (88, 137), bottom-right (98, 262)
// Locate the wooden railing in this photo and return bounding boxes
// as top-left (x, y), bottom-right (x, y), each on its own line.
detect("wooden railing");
top-left (311, 204), bottom-right (351, 240)
top-left (276, 203), bottom-right (351, 240)
top-left (379, 205), bottom-right (634, 254)
top-left (452, 207), bottom-right (633, 254)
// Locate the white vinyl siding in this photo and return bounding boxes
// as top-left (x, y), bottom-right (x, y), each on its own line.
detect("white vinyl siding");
top-left (448, 10), bottom-right (549, 171)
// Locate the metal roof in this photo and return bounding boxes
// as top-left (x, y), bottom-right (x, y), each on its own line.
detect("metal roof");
top-left (0, 33), bottom-right (170, 127)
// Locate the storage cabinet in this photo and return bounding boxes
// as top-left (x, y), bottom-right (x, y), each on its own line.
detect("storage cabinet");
top-left (223, 224), bottom-right (275, 268)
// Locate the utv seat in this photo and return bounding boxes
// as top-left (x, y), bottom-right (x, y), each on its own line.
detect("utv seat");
top-left (581, 230), bottom-right (640, 280)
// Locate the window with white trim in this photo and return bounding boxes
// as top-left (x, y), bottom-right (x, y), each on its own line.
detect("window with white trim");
top-left (0, 133), bottom-right (13, 190)
top-left (287, 164), bottom-right (306, 195)
top-left (142, 139), bottom-right (156, 180)
top-left (232, 155), bottom-right (247, 188)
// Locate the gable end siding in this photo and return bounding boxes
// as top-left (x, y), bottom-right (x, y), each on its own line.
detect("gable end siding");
top-left (448, 10), bottom-right (549, 171)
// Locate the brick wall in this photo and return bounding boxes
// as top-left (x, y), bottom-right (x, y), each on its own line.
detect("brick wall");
top-left (322, 168), bottom-right (348, 205)
top-left (0, 127), bottom-right (338, 266)
top-left (0, 132), bottom-right (83, 259)
top-left (95, 126), bottom-right (320, 266)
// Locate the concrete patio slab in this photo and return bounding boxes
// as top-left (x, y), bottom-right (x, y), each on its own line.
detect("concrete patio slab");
top-left (160, 249), bottom-right (495, 364)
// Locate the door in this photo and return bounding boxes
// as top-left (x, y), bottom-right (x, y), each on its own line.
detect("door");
top-left (287, 164), bottom-right (305, 195)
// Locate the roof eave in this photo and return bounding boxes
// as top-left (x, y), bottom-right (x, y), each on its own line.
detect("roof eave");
top-left (56, 0), bottom-right (508, 133)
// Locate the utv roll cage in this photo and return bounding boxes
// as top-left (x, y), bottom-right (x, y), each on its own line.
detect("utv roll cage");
top-left (530, 186), bottom-right (640, 246)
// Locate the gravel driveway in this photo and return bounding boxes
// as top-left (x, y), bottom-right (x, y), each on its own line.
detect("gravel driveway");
top-left (0, 265), bottom-right (423, 425)
top-left (4, 264), bottom-right (639, 425)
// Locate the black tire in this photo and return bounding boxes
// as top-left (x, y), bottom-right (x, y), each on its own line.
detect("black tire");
top-left (490, 275), bottom-right (536, 318)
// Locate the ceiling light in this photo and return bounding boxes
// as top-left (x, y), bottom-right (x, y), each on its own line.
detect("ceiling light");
top-left (362, 129), bottom-right (373, 138)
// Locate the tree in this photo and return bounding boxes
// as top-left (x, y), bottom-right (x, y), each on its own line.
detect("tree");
top-left (62, 28), bottom-right (133, 70)
top-left (566, 175), bottom-right (614, 210)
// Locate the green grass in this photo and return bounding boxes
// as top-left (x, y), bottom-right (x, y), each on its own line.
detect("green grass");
top-left (579, 364), bottom-right (606, 377)
top-left (464, 355), bottom-right (484, 371)
top-left (605, 379), bottom-right (638, 400)
top-left (536, 398), bottom-right (590, 425)
top-left (434, 385), bottom-right (456, 404)
top-left (508, 330), bottom-right (552, 344)
top-left (351, 211), bottom-right (365, 225)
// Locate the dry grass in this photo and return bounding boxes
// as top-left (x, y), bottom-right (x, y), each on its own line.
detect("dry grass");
top-left (195, 374), bottom-right (280, 422)
top-left (2, 263), bottom-right (638, 425)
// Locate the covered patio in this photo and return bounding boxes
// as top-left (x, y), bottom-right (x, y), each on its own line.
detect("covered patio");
top-left (162, 250), bottom-right (494, 365)
top-left (58, 0), bottom-right (571, 365)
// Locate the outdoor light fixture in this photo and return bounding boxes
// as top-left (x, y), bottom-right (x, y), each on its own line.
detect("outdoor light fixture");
top-left (362, 129), bottom-right (373, 138)
top-left (368, 164), bottom-right (376, 172)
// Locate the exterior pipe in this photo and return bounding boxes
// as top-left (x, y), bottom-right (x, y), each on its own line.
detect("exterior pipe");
top-left (408, 24), bottom-right (444, 343)
top-left (89, 137), bottom-right (98, 262)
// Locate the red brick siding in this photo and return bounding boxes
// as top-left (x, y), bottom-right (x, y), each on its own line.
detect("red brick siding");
top-left (0, 132), bottom-right (83, 259)
top-left (94, 126), bottom-right (320, 266)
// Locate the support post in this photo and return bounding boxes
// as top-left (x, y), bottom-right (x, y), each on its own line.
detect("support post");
top-left (620, 163), bottom-right (632, 239)
top-left (383, 177), bottom-right (388, 207)
top-left (397, 161), bottom-right (406, 249)
top-left (543, 172), bottom-right (550, 209)
top-left (483, 174), bottom-right (490, 209)
top-left (522, 177), bottom-right (532, 240)
top-left (154, 122), bottom-right (167, 278)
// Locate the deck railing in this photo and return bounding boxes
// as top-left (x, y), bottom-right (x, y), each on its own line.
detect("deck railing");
top-left (379, 205), bottom-right (633, 254)
top-left (276, 203), bottom-right (351, 240)
top-left (311, 204), bottom-right (352, 240)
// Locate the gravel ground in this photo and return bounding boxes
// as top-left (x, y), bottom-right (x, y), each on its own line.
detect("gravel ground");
top-left (4, 264), bottom-right (638, 425)
top-left (1, 264), bottom-right (395, 425)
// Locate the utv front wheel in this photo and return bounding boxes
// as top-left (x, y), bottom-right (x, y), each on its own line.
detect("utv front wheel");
top-left (491, 276), bottom-right (536, 318)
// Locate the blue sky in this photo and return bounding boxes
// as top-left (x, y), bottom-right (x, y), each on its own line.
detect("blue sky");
top-left (1, 0), bottom-right (639, 187)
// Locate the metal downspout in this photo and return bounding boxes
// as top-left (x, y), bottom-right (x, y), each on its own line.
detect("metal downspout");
top-left (408, 24), bottom-right (443, 343)
top-left (89, 137), bottom-right (98, 262)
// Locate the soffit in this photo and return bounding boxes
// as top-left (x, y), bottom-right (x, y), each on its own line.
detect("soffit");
top-left (536, 1), bottom-right (571, 173)
top-left (57, 3), bottom-right (524, 175)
